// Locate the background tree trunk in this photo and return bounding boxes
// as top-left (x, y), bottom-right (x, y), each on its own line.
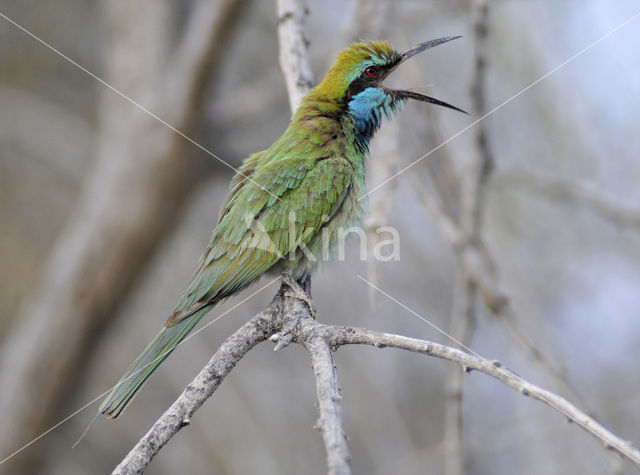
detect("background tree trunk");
top-left (0, 1), bottom-right (247, 472)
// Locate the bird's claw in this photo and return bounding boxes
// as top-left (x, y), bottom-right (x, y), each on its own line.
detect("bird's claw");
top-left (281, 273), bottom-right (316, 318)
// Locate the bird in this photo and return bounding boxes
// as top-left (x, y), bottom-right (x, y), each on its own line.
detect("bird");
top-left (99, 37), bottom-right (465, 418)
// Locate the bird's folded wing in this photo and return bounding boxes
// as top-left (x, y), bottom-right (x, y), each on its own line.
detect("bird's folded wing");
top-left (166, 156), bottom-right (352, 325)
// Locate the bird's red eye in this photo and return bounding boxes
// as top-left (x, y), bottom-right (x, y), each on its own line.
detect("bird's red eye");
top-left (365, 66), bottom-right (378, 77)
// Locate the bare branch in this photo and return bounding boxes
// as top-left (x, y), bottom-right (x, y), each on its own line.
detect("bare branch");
top-left (303, 337), bottom-right (350, 475)
top-left (407, 2), bottom-right (608, 470)
top-left (114, 276), bottom-right (352, 475)
top-left (412, 152), bottom-right (623, 473)
top-left (277, 0), bottom-right (314, 111)
top-left (112, 296), bottom-right (283, 475)
top-left (273, 276), bottom-right (351, 475)
top-left (322, 326), bottom-right (640, 470)
top-left (113, 279), bottom-right (640, 473)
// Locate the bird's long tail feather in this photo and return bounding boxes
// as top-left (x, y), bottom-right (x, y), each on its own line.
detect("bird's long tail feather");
top-left (98, 305), bottom-right (212, 419)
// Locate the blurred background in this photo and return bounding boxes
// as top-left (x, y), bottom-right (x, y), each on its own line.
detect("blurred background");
top-left (1, 0), bottom-right (640, 474)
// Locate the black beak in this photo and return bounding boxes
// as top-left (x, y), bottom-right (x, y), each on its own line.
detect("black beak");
top-left (393, 89), bottom-right (468, 114)
top-left (400, 36), bottom-right (462, 62)
top-left (392, 36), bottom-right (467, 114)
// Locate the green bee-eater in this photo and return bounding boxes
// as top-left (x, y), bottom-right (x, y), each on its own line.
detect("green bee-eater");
top-left (99, 37), bottom-right (465, 418)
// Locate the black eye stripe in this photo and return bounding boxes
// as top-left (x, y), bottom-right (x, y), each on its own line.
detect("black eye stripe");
top-left (344, 64), bottom-right (389, 102)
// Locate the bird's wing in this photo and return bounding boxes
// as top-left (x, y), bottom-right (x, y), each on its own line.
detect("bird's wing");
top-left (166, 155), bottom-right (352, 326)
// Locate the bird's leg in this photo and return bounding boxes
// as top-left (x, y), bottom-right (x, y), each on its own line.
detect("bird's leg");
top-left (281, 272), bottom-right (316, 318)
top-left (300, 275), bottom-right (312, 297)
top-left (271, 273), bottom-right (316, 351)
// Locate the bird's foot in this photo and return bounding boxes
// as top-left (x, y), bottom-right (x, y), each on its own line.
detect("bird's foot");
top-left (281, 273), bottom-right (316, 318)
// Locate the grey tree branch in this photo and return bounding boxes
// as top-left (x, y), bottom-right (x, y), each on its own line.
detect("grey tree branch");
top-left (407, 2), bottom-right (600, 471)
top-left (112, 294), bottom-right (284, 475)
top-left (272, 277), bottom-right (352, 475)
top-left (277, 0), bottom-right (314, 111)
top-left (323, 326), bottom-right (640, 469)
top-left (113, 276), bottom-right (352, 475)
top-left (113, 286), bottom-right (640, 473)
top-left (304, 337), bottom-right (350, 475)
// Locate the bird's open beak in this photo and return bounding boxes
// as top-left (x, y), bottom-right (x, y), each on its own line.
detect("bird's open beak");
top-left (391, 36), bottom-right (467, 114)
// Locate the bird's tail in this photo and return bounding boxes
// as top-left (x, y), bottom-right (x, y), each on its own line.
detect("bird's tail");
top-left (98, 305), bottom-right (212, 419)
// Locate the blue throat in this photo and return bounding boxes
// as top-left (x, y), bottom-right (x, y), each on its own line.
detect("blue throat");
top-left (347, 87), bottom-right (405, 151)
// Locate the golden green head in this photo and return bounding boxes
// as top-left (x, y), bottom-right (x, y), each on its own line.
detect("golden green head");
top-left (312, 37), bottom-right (466, 112)
top-left (303, 37), bottom-right (465, 145)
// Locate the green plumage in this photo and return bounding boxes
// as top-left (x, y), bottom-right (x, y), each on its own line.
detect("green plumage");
top-left (100, 38), bottom-right (463, 418)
